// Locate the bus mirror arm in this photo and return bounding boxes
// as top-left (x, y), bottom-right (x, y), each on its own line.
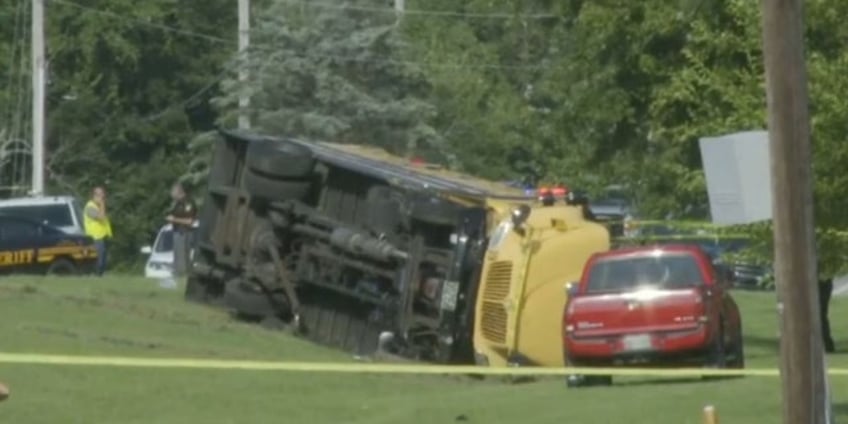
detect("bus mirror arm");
top-left (511, 205), bottom-right (531, 233)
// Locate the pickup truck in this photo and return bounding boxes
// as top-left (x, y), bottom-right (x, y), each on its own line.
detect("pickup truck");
top-left (562, 244), bottom-right (744, 386)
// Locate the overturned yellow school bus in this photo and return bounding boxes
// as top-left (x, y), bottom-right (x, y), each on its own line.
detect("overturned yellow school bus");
top-left (187, 129), bottom-right (609, 366)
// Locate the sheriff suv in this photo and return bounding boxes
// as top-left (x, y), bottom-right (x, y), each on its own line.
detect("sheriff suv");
top-left (563, 244), bottom-right (744, 387)
top-left (0, 214), bottom-right (97, 275)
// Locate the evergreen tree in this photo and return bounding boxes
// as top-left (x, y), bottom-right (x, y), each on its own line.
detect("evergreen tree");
top-left (210, 0), bottom-right (442, 159)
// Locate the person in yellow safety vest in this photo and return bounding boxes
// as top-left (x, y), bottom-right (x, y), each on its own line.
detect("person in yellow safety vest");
top-left (83, 186), bottom-right (113, 276)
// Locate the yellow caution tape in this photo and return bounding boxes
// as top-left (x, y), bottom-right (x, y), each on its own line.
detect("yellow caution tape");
top-left (0, 352), bottom-right (845, 377)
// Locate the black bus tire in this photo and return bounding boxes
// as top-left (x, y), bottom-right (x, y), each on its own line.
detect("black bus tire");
top-left (246, 140), bottom-right (315, 179)
top-left (243, 171), bottom-right (312, 201)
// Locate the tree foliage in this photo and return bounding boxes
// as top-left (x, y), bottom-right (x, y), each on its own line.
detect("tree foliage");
top-left (1, 0), bottom-right (235, 268)
top-left (216, 0), bottom-right (442, 158)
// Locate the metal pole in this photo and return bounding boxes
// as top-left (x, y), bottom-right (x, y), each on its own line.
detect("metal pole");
top-left (238, 0), bottom-right (250, 130)
top-left (31, 0), bottom-right (45, 195)
top-left (760, 0), bottom-right (828, 422)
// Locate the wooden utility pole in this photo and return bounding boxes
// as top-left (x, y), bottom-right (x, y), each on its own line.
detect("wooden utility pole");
top-left (760, 0), bottom-right (829, 423)
top-left (31, 0), bottom-right (46, 195)
top-left (238, 0), bottom-right (250, 130)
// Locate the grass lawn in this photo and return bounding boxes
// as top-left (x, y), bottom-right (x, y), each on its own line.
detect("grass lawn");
top-left (0, 276), bottom-right (845, 423)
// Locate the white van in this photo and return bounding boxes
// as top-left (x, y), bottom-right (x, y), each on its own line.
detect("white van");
top-left (0, 196), bottom-right (86, 235)
top-left (141, 224), bottom-right (175, 279)
top-left (140, 221), bottom-right (198, 279)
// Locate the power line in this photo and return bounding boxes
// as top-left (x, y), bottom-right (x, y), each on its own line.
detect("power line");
top-left (43, 0), bottom-right (549, 143)
top-left (51, 0), bottom-right (548, 70)
top-left (248, 43), bottom-right (546, 70)
top-left (146, 45), bottom-right (546, 129)
top-left (48, 0), bottom-right (233, 45)
top-left (279, 0), bottom-right (557, 19)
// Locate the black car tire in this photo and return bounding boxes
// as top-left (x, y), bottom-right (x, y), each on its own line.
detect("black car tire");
top-left (246, 140), bottom-right (315, 179)
top-left (729, 323), bottom-right (745, 369)
top-left (566, 374), bottom-right (584, 388)
top-left (243, 171), bottom-right (313, 201)
top-left (566, 374), bottom-right (612, 388)
top-left (565, 357), bottom-right (611, 388)
top-left (46, 258), bottom-right (77, 276)
top-left (703, 322), bottom-right (728, 380)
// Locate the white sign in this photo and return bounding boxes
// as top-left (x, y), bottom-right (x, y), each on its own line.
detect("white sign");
top-left (699, 131), bottom-right (772, 225)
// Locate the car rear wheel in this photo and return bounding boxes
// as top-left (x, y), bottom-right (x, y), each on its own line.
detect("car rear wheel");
top-left (565, 357), bottom-right (612, 388)
top-left (729, 324), bottom-right (745, 369)
top-left (46, 259), bottom-right (77, 276)
top-left (703, 322), bottom-right (728, 380)
top-left (566, 374), bottom-right (613, 388)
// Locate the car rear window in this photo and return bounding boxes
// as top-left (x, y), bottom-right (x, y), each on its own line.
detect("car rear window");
top-left (0, 204), bottom-right (73, 228)
top-left (155, 229), bottom-right (174, 253)
top-left (586, 253), bottom-right (705, 293)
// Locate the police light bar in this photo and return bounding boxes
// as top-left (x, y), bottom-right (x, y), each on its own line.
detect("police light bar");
top-left (534, 186), bottom-right (568, 196)
top-left (532, 186), bottom-right (569, 205)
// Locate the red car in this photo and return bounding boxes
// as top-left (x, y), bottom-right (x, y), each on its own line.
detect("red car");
top-left (563, 244), bottom-right (744, 387)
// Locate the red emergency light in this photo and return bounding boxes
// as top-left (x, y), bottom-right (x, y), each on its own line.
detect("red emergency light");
top-left (537, 186), bottom-right (568, 195)
top-left (537, 185), bottom-right (569, 205)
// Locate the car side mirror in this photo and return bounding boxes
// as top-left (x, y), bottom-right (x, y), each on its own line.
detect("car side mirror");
top-left (140, 246), bottom-right (152, 255)
top-left (565, 282), bottom-right (579, 297)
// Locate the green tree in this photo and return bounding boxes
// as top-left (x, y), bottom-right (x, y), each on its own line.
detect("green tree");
top-left (209, 0), bottom-right (442, 160)
top-left (0, 0), bottom-right (237, 268)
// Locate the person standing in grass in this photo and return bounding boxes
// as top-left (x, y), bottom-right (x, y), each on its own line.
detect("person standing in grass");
top-left (165, 182), bottom-right (197, 277)
top-left (819, 276), bottom-right (835, 353)
top-left (84, 186), bottom-right (112, 276)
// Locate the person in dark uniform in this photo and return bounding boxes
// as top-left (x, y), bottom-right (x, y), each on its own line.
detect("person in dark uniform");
top-left (165, 182), bottom-right (197, 277)
top-left (819, 275), bottom-right (835, 353)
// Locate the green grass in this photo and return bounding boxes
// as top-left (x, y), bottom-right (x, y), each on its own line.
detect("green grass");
top-left (0, 276), bottom-right (845, 423)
